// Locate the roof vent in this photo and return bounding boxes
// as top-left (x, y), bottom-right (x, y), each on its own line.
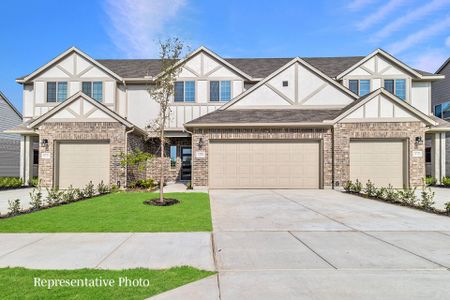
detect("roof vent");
top-left (282, 81), bottom-right (288, 87)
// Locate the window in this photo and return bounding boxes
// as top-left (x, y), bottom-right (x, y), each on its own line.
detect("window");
top-left (170, 145), bottom-right (177, 168)
top-left (434, 101), bottom-right (450, 120)
top-left (33, 149), bottom-right (39, 165)
top-left (47, 82), bottom-right (67, 102)
top-left (82, 81), bottom-right (103, 101)
top-left (210, 80), bottom-right (231, 101)
top-left (384, 79), bottom-right (406, 100)
top-left (425, 147), bottom-right (431, 163)
top-left (348, 80), bottom-right (370, 96)
top-left (174, 81), bottom-right (195, 102)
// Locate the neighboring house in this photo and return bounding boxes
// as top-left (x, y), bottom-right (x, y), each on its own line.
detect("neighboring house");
top-left (5, 46), bottom-right (448, 189)
top-left (431, 58), bottom-right (450, 178)
top-left (0, 91), bottom-right (22, 177)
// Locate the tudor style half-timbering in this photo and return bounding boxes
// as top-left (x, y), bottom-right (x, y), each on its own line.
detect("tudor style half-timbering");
top-left (6, 46), bottom-right (448, 189)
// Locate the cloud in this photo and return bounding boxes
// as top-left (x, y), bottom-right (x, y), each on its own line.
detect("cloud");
top-left (371, 0), bottom-right (450, 42)
top-left (446, 36), bottom-right (450, 47)
top-left (347, 0), bottom-right (377, 11)
top-left (103, 0), bottom-right (186, 58)
top-left (408, 49), bottom-right (448, 72)
top-left (387, 15), bottom-right (450, 54)
top-left (356, 0), bottom-right (404, 31)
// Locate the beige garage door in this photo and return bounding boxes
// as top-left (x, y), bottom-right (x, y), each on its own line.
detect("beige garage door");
top-left (209, 140), bottom-right (320, 189)
top-left (350, 140), bottom-right (405, 188)
top-left (58, 141), bottom-right (110, 188)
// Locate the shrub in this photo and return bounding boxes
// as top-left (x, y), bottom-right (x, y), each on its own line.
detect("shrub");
top-left (385, 184), bottom-right (399, 202)
top-left (375, 187), bottom-right (387, 199)
top-left (136, 179), bottom-right (155, 190)
top-left (424, 176), bottom-right (437, 186)
top-left (364, 180), bottom-right (377, 197)
top-left (8, 199), bottom-right (21, 215)
top-left (398, 188), bottom-right (417, 206)
top-left (74, 188), bottom-right (85, 200)
top-left (445, 202), bottom-right (450, 214)
top-left (62, 185), bottom-right (77, 203)
top-left (97, 181), bottom-right (110, 194)
top-left (343, 180), bottom-right (353, 192)
top-left (420, 187), bottom-right (435, 210)
top-left (186, 181), bottom-right (193, 190)
top-left (0, 177), bottom-right (23, 188)
top-left (29, 187), bottom-right (43, 209)
top-left (442, 177), bottom-right (450, 186)
top-left (84, 181), bottom-right (95, 198)
top-left (46, 187), bottom-right (63, 206)
top-left (110, 184), bottom-right (119, 192)
top-left (128, 181), bottom-right (137, 189)
top-left (352, 179), bottom-right (362, 193)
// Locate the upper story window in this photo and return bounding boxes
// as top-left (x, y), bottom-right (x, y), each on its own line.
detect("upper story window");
top-left (174, 81), bottom-right (195, 102)
top-left (47, 81), bottom-right (67, 102)
top-left (82, 81), bottom-right (103, 102)
top-left (210, 80), bottom-right (231, 102)
top-left (434, 101), bottom-right (450, 120)
top-left (348, 80), bottom-right (370, 96)
top-left (384, 79), bottom-right (406, 100)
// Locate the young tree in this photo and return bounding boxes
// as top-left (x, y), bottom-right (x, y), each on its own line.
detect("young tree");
top-left (147, 38), bottom-right (187, 203)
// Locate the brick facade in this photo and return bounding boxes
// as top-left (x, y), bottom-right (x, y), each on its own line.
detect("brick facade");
top-left (192, 128), bottom-right (333, 187)
top-left (191, 122), bottom-right (426, 188)
top-left (37, 122), bottom-right (127, 188)
top-left (145, 137), bottom-right (191, 183)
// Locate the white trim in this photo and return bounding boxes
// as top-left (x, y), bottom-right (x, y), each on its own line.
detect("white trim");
top-left (29, 91), bottom-right (134, 128)
top-left (330, 88), bottom-right (437, 125)
top-left (17, 47), bottom-right (123, 83)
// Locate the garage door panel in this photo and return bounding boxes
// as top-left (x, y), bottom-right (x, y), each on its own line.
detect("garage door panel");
top-left (350, 140), bottom-right (404, 188)
top-left (58, 142), bottom-right (110, 189)
top-left (209, 141), bottom-right (320, 189)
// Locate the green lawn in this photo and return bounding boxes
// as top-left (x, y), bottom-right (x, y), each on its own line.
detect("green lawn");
top-left (0, 267), bottom-right (215, 300)
top-left (0, 192), bottom-right (212, 232)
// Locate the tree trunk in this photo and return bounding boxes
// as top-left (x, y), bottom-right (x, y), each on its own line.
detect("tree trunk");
top-left (159, 134), bottom-right (164, 203)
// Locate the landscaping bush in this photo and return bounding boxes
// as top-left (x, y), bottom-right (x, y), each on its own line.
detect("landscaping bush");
top-left (398, 188), bottom-right (417, 206)
top-left (442, 177), bottom-right (450, 186)
top-left (74, 188), bottom-right (85, 200)
top-left (83, 181), bottom-right (95, 198)
top-left (62, 185), bottom-right (76, 203)
top-left (364, 180), bottom-right (377, 197)
top-left (186, 181), bottom-right (193, 190)
top-left (424, 176), bottom-right (437, 186)
top-left (29, 187), bottom-right (43, 209)
top-left (0, 177), bottom-right (23, 189)
top-left (8, 199), bottom-right (21, 215)
top-left (46, 187), bottom-right (63, 206)
top-left (445, 202), bottom-right (450, 214)
top-left (136, 178), bottom-right (156, 190)
top-left (420, 187), bottom-right (435, 210)
top-left (352, 179), bottom-right (362, 193)
top-left (385, 184), bottom-right (399, 202)
top-left (97, 181), bottom-right (110, 194)
top-left (343, 180), bottom-right (353, 192)
top-left (375, 187), bottom-right (387, 199)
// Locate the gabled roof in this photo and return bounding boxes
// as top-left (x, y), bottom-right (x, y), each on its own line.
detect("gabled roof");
top-left (220, 57), bottom-right (359, 110)
top-left (17, 47), bottom-right (123, 83)
top-left (336, 48), bottom-right (444, 80)
top-left (436, 57), bottom-right (450, 74)
top-left (0, 91), bottom-right (22, 118)
top-left (29, 91), bottom-right (134, 128)
top-left (330, 88), bottom-right (437, 125)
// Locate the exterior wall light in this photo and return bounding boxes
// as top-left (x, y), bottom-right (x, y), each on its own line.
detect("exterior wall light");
top-left (415, 136), bottom-right (423, 145)
top-left (197, 137), bottom-right (204, 149)
top-left (40, 139), bottom-right (49, 148)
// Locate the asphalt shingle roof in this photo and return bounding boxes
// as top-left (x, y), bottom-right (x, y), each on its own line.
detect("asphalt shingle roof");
top-left (185, 109), bottom-right (342, 125)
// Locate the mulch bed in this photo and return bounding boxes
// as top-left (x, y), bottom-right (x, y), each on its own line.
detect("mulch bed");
top-left (144, 198), bottom-right (180, 206)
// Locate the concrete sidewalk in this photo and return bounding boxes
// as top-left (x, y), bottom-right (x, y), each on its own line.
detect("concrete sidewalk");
top-left (0, 232), bottom-right (215, 271)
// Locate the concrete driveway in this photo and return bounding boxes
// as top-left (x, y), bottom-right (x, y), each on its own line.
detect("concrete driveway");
top-left (0, 188), bottom-right (47, 214)
top-left (210, 189), bottom-right (450, 299)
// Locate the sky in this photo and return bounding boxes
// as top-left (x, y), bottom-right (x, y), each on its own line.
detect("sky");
top-left (1, 0), bottom-right (450, 112)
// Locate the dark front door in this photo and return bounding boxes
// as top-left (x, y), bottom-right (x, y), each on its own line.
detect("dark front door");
top-left (180, 147), bottom-right (192, 181)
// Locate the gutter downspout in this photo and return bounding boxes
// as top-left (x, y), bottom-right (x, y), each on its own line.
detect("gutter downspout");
top-left (123, 127), bottom-right (135, 188)
top-left (331, 126), bottom-right (335, 190)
